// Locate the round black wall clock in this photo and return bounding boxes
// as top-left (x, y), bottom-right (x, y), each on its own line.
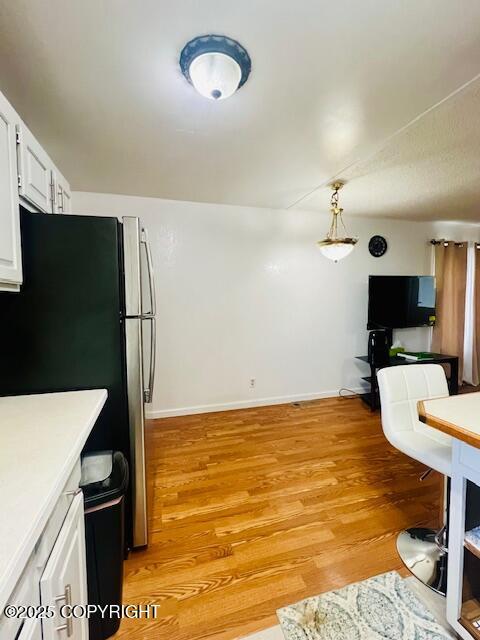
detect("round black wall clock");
top-left (368, 235), bottom-right (388, 257)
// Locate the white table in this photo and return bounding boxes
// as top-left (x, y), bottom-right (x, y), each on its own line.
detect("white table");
top-left (419, 392), bottom-right (480, 640)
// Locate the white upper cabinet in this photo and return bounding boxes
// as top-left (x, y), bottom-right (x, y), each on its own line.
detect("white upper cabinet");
top-left (52, 168), bottom-right (72, 213)
top-left (0, 91), bottom-right (22, 290)
top-left (16, 122), bottom-right (71, 215)
top-left (17, 122), bottom-right (54, 213)
top-left (0, 87), bottom-right (71, 291)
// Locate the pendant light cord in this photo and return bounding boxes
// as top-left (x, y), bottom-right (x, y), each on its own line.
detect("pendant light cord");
top-left (328, 183), bottom-right (348, 240)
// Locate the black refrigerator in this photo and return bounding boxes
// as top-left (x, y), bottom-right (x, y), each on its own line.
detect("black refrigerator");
top-left (0, 209), bottom-right (156, 549)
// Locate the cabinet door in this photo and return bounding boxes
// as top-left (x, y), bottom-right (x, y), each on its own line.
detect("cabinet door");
top-left (17, 123), bottom-right (53, 213)
top-left (40, 492), bottom-right (88, 640)
top-left (0, 91), bottom-right (22, 289)
top-left (18, 619), bottom-right (42, 640)
top-left (52, 169), bottom-right (71, 213)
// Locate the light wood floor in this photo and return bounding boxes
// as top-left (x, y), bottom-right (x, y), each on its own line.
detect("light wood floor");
top-left (116, 397), bottom-right (441, 640)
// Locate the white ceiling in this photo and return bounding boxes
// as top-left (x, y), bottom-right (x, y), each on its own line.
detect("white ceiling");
top-left (302, 78), bottom-right (480, 221)
top-left (1, 0), bottom-right (480, 221)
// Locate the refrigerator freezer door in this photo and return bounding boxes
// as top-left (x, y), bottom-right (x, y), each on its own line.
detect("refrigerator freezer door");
top-left (125, 316), bottom-right (148, 548)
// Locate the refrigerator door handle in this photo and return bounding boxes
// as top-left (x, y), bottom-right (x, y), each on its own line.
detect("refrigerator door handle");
top-left (143, 316), bottom-right (156, 404)
top-left (141, 229), bottom-right (156, 317)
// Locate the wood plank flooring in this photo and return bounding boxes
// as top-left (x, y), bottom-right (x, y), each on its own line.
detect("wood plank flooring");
top-left (116, 397), bottom-right (441, 640)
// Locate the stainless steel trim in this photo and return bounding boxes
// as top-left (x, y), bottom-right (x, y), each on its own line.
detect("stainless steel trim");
top-left (396, 528), bottom-right (447, 595)
top-left (434, 525), bottom-right (448, 554)
top-left (141, 228), bottom-right (156, 316)
top-left (123, 217), bottom-right (142, 317)
top-left (125, 317), bottom-right (148, 548)
top-left (143, 316), bottom-right (156, 404)
top-left (123, 216), bottom-right (151, 546)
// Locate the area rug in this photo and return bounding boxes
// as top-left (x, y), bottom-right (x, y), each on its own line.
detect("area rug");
top-left (277, 571), bottom-right (454, 640)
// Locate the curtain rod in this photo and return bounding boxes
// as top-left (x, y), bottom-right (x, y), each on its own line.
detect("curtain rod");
top-left (430, 239), bottom-right (469, 247)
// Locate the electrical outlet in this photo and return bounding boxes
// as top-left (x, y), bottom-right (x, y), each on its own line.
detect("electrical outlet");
top-left (249, 378), bottom-right (256, 388)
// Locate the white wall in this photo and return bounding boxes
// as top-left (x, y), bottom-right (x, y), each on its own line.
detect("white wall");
top-left (73, 191), bottom-right (449, 418)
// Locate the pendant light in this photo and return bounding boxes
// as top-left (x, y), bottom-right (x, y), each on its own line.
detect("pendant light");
top-left (180, 35), bottom-right (251, 101)
top-left (318, 181), bottom-right (358, 262)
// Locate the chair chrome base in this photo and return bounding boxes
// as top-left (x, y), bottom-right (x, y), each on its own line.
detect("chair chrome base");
top-left (397, 528), bottom-right (447, 596)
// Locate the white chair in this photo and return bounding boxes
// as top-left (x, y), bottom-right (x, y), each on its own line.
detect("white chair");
top-left (377, 364), bottom-right (452, 595)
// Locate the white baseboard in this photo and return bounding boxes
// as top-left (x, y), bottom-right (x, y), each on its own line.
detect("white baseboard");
top-left (145, 386), bottom-right (367, 419)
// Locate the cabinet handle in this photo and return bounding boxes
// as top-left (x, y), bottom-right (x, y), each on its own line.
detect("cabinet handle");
top-left (54, 583), bottom-right (73, 636)
top-left (64, 487), bottom-right (82, 497)
top-left (58, 186), bottom-right (65, 212)
top-left (50, 181), bottom-right (56, 207)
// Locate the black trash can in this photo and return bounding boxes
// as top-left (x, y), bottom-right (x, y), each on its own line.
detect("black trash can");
top-left (80, 450), bottom-right (129, 640)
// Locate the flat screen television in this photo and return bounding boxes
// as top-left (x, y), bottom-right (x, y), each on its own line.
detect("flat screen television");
top-left (368, 275), bottom-right (436, 330)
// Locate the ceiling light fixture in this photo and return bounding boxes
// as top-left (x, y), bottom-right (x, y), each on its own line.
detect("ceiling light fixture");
top-left (180, 35), bottom-right (251, 100)
top-left (318, 181), bottom-right (358, 262)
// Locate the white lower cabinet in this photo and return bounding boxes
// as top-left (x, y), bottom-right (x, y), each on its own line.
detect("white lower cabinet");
top-left (40, 492), bottom-right (89, 640)
top-left (0, 468), bottom-right (87, 640)
top-left (18, 618), bottom-right (42, 640)
top-left (0, 556), bottom-right (39, 640)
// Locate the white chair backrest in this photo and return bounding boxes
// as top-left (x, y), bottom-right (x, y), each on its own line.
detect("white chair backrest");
top-left (377, 364), bottom-right (451, 446)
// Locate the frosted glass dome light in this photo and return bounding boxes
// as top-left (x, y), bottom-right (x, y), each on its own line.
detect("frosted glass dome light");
top-left (189, 52), bottom-right (242, 100)
top-left (180, 35), bottom-right (251, 101)
top-left (318, 241), bottom-right (356, 262)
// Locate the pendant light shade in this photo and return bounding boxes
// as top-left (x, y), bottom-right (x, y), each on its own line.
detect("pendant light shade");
top-left (189, 52), bottom-right (242, 100)
top-left (317, 182), bottom-right (358, 262)
top-left (318, 240), bottom-right (356, 262)
top-left (180, 35), bottom-right (251, 101)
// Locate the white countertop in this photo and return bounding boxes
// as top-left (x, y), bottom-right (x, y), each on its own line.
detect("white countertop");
top-left (0, 389), bottom-right (107, 612)
top-left (420, 392), bottom-right (480, 448)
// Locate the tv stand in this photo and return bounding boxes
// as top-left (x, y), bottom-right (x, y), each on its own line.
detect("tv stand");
top-left (356, 353), bottom-right (459, 411)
